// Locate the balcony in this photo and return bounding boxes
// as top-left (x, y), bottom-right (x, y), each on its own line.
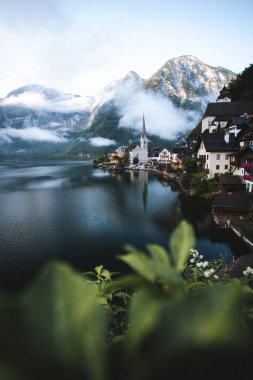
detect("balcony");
top-left (197, 157), bottom-right (206, 163)
top-left (230, 160), bottom-right (240, 167)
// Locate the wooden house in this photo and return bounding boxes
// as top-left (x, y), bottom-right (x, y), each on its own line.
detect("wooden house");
top-left (212, 194), bottom-right (252, 227)
top-left (218, 175), bottom-right (245, 195)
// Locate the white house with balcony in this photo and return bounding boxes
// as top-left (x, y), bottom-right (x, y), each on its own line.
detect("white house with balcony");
top-left (195, 132), bottom-right (239, 177)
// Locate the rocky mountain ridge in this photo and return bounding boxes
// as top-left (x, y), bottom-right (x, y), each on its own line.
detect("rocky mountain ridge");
top-left (0, 55), bottom-right (236, 158)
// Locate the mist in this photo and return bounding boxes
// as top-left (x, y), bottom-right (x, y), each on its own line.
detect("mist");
top-left (89, 137), bottom-right (116, 147)
top-left (0, 127), bottom-right (67, 144)
top-left (1, 92), bottom-right (93, 113)
top-left (100, 78), bottom-right (200, 140)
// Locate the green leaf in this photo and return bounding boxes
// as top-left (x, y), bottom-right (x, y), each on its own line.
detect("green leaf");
top-left (128, 289), bottom-right (163, 348)
top-left (0, 262), bottom-right (107, 380)
top-left (95, 265), bottom-right (104, 276)
top-left (118, 252), bottom-right (156, 283)
top-left (146, 244), bottom-right (170, 266)
top-left (111, 274), bottom-right (148, 290)
top-left (101, 269), bottom-right (111, 281)
top-left (123, 244), bottom-right (137, 252)
top-left (170, 220), bottom-right (195, 271)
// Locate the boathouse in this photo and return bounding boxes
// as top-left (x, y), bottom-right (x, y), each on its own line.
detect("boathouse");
top-left (212, 194), bottom-right (252, 226)
top-left (218, 175), bottom-right (245, 195)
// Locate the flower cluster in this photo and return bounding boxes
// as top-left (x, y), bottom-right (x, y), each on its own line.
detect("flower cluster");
top-left (189, 249), bottom-right (203, 264)
top-left (243, 266), bottom-right (253, 277)
top-left (188, 249), bottom-right (219, 280)
top-left (204, 268), bottom-right (215, 278)
top-left (196, 261), bottom-right (208, 268)
top-left (243, 174), bottom-right (252, 181)
top-left (242, 163), bottom-right (253, 169)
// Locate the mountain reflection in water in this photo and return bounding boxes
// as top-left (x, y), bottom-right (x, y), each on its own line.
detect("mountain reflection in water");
top-left (0, 161), bottom-right (250, 290)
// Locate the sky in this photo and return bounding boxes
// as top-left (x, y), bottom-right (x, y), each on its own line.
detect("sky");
top-left (0, 0), bottom-right (253, 98)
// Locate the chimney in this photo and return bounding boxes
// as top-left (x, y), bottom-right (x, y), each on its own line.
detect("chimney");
top-left (224, 133), bottom-right (230, 144)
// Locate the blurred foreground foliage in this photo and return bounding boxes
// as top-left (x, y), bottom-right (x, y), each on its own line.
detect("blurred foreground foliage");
top-left (1, 221), bottom-right (253, 379)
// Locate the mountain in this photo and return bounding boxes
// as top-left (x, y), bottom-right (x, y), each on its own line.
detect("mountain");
top-left (144, 55), bottom-right (235, 112)
top-left (0, 84), bottom-right (93, 132)
top-left (0, 56), bottom-right (237, 159)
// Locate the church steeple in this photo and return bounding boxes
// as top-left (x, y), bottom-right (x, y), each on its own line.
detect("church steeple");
top-left (141, 114), bottom-right (147, 138)
top-left (140, 114), bottom-right (148, 163)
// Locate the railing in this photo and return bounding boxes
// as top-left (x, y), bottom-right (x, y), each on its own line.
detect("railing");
top-left (230, 160), bottom-right (240, 167)
top-left (197, 157), bottom-right (206, 163)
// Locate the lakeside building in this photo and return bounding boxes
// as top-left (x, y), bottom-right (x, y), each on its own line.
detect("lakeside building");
top-left (195, 86), bottom-right (253, 182)
top-left (195, 132), bottom-right (238, 176)
top-left (212, 194), bottom-right (252, 226)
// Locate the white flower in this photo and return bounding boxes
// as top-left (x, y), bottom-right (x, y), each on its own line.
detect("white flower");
top-left (196, 262), bottom-right (202, 268)
top-left (190, 258), bottom-right (195, 263)
top-left (200, 255), bottom-right (203, 259)
top-left (203, 268), bottom-right (215, 278)
top-left (213, 275), bottom-right (219, 280)
top-left (243, 266), bottom-right (253, 277)
top-left (203, 261), bottom-right (209, 268)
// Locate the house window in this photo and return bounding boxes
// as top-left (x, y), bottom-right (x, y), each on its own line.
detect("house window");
top-left (206, 155), bottom-right (209, 160)
top-left (206, 164), bottom-right (208, 169)
top-left (225, 154), bottom-right (229, 160)
top-left (216, 154), bottom-right (220, 160)
top-left (216, 165), bottom-right (220, 170)
top-left (225, 165), bottom-right (228, 170)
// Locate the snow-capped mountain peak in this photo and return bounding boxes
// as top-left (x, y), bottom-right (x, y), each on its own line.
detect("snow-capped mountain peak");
top-left (144, 55), bottom-right (236, 111)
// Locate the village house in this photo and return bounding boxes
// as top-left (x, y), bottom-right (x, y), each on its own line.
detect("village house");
top-left (195, 132), bottom-right (238, 176)
top-left (218, 175), bottom-right (245, 195)
top-left (158, 148), bottom-right (172, 163)
top-left (201, 98), bottom-right (253, 134)
top-left (212, 194), bottom-right (252, 227)
top-left (196, 84), bottom-right (253, 179)
top-left (230, 146), bottom-right (253, 192)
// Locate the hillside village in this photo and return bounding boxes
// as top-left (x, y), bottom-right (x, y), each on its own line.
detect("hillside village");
top-left (96, 83), bottom-right (253, 233)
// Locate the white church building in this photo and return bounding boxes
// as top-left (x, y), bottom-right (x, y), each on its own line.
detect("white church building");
top-left (129, 115), bottom-right (148, 164)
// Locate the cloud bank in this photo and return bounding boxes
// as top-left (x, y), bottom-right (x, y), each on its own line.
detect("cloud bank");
top-left (0, 127), bottom-right (67, 143)
top-left (97, 77), bottom-right (200, 140)
top-left (89, 137), bottom-right (116, 147)
top-left (2, 92), bottom-right (94, 113)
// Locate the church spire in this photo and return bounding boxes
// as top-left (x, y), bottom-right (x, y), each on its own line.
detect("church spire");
top-left (141, 114), bottom-right (147, 137)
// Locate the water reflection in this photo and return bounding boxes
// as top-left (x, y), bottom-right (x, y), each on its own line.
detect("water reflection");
top-left (0, 161), bottom-right (249, 290)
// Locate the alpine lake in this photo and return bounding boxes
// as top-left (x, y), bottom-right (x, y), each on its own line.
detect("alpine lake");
top-left (0, 160), bottom-right (250, 290)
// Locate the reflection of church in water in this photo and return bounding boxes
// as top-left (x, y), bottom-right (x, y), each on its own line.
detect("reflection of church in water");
top-left (139, 170), bottom-right (148, 212)
top-left (128, 169), bottom-right (148, 212)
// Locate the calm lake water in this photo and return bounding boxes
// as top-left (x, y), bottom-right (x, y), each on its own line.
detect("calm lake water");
top-left (0, 160), bottom-right (250, 290)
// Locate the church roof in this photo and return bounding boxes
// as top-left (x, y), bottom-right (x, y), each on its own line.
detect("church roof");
top-left (204, 101), bottom-right (253, 118)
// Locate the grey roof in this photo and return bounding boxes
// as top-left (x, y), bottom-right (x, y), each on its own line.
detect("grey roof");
top-left (201, 132), bottom-right (239, 152)
top-left (204, 101), bottom-right (253, 118)
top-left (213, 115), bottom-right (231, 122)
top-left (219, 175), bottom-right (244, 185)
top-left (212, 194), bottom-right (252, 210)
top-left (229, 116), bottom-right (247, 125)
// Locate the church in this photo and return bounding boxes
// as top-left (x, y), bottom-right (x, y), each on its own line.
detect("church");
top-left (129, 115), bottom-right (148, 164)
